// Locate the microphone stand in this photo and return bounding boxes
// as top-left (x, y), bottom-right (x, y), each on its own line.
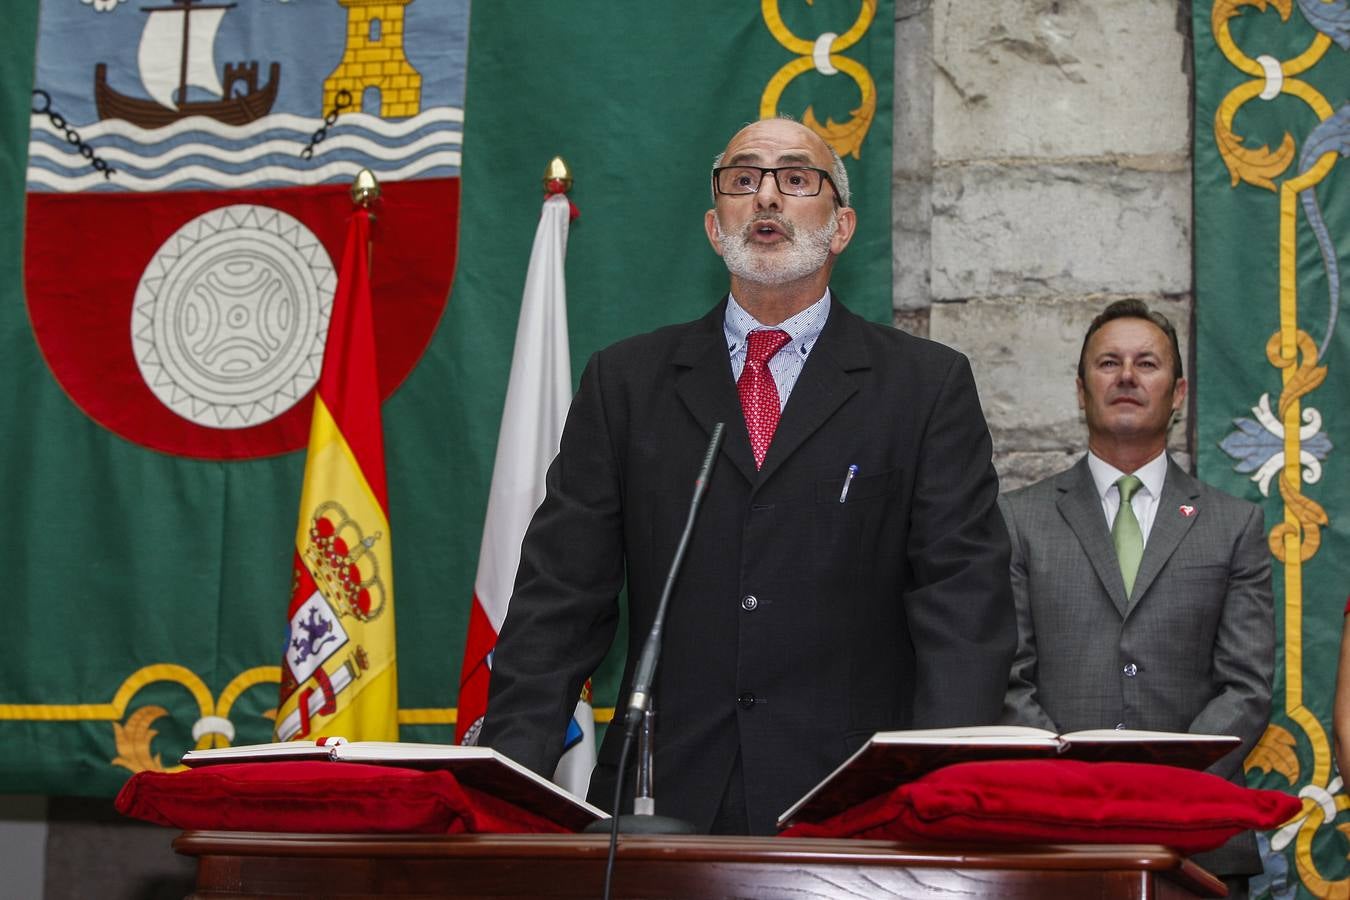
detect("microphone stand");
top-left (633, 704), bottom-right (658, 817)
top-left (586, 423), bottom-right (724, 897)
top-left (593, 701), bottom-right (691, 833)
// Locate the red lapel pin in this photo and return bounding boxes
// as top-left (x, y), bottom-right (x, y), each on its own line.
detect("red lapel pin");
top-left (1179, 505), bottom-right (1196, 518)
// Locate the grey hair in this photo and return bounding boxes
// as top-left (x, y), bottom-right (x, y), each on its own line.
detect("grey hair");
top-left (709, 117), bottom-right (851, 207)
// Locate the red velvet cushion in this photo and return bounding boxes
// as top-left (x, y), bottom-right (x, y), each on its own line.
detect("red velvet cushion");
top-left (783, 759), bottom-right (1300, 854)
top-left (115, 761), bottom-right (569, 834)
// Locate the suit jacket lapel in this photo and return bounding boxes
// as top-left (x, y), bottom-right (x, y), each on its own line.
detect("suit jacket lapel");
top-left (673, 300), bottom-right (757, 485)
top-left (1128, 458), bottom-right (1201, 614)
top-left (1055, 458), bottom-right (1131, 617)
top-left (756, 299), bottom-right (864, 484)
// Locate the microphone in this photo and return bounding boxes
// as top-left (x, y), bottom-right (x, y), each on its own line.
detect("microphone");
top-left (587, 422), bottom-right (724, 860)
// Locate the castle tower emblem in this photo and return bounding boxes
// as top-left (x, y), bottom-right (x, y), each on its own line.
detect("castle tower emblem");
top-left (323, 0), bottom-right (422, 118)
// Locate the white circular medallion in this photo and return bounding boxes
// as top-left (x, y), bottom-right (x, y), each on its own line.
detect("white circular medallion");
top-left (131, 204), bottom-right (337, 429)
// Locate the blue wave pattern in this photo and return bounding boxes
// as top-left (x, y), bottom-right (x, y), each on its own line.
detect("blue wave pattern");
top-left (26, 107), bottom-right (463, 193)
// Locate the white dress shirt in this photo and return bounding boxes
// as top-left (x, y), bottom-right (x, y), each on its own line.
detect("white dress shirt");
top-left (725, 290), bottom-right (830, 411)
top-left (1086, 449), bottom-right (1169, 545)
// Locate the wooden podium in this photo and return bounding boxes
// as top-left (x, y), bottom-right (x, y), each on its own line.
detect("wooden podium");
top-left (173, 831), bottom-right (1226, 899)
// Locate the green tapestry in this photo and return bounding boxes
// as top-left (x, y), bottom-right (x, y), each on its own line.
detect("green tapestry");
top-left (0, 1), bottom-right (892, 794)
top-left (1194, 1), bottom-right (1348, 896)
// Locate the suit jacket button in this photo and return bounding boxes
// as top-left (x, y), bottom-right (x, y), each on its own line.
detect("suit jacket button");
top-left (1122, 663), bottom-right (1138, 677)
top-left (741, 595), bottom-right (758, 611)
top-left (737, 692), bottom-right (757, 709)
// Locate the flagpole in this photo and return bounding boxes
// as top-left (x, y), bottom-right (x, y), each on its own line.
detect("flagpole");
top-left (274, 165), bottom-right (399, 744)
top-left (351, 168), bottom-right (380, 270)
top-left (534, 153), bottom-right (595, 799)
top-left (455, 155), bottom-right (590, 792)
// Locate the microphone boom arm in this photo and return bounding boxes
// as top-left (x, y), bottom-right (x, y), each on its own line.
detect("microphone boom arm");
top-left (624, 422), bottom-right (725, 739)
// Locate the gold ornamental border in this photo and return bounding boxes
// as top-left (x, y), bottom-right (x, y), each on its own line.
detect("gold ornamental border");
top-left (1211, 0), bottom-right (1340, 895)
top-left (0, 664), bottom-right (614, 774)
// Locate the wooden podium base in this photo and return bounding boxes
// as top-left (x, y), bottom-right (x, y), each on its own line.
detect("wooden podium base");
top-left (173, 831), bottom-right (1226, 899)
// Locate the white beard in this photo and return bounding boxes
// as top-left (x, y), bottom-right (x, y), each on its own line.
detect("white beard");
top-left (716, 209), bottom-right (837, 285)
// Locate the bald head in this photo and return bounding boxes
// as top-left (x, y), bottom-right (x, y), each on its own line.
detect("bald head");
top-left (711, 118), bottom-right (851, 208)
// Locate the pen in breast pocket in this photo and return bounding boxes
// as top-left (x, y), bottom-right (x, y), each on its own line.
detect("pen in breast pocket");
top-left (839, 464), bottom-right (858, 503)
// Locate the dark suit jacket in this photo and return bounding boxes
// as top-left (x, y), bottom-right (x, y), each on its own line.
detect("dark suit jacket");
top-left (1000, 455), bottom-right (1274, 876)
top-left (481, 296), bottom-right (1016, 835)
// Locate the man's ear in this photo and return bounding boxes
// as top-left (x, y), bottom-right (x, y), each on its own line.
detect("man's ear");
top-left (1171, 376), bottom-right (1188, 413)
top-left (704, 209), bottom-right (724, 257)
top-left (829, 206), bottom-right (857, 255)
top-left (1076, 376), bottom-right (1087, 411)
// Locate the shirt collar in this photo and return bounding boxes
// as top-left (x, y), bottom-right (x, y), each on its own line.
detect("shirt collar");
top-left (724, 289), bottom-right (831, 356)
top-left (1086, 449), bottom-right (1169, 502)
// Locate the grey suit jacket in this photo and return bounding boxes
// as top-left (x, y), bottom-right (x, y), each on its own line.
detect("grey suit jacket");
top-left (1000, 455), bottom-right (1274, 876)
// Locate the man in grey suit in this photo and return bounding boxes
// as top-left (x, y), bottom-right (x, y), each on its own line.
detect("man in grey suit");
top-left (1000, 299), bottom-right (1274, 896)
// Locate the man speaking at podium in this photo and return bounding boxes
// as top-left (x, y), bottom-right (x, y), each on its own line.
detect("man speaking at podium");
top-left (481, 118), bottom-right (1016, 835)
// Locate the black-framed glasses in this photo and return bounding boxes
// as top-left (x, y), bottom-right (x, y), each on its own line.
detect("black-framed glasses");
top-left (713, 165), bottom-right (839, 202)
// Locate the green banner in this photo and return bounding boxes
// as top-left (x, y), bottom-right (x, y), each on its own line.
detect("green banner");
top-left (0, 1), bottom-right (892, 795)
top-left (1194, 1), bottom-right (1348, 896)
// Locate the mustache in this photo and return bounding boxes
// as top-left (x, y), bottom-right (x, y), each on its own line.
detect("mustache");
top-left (722, 213), bottom-right (795, 243)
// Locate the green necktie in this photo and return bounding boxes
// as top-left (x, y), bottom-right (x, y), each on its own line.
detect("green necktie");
top-left (1112, 474), bottom-right (1145, 596)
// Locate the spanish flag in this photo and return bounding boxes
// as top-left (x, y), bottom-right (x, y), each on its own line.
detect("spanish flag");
top-left (274, 207), bottom-right (398, 742)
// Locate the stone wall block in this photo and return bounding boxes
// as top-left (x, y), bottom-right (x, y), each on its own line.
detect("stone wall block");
top-left (930, 162), bottom-right (1190, 301)
top-left (932, 0), bottom-right (1189, 160)
top-left (893, 176), bottom-right (933, 310)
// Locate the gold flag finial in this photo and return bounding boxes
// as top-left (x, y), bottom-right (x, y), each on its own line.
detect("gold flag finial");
top-left (543, 156), bottom-right (572, 194)
top-left (350, 168), bottom-right (381, 208)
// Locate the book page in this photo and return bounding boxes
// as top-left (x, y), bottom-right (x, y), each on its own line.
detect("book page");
top-left (1061, 728), bottom-right (1239, 743)
top-left (333, 741), bottom-right (494, 761)
top-left (870, 724), bottom-right (1058, 744)
top-left (181, 741), bottom-right (334, 764)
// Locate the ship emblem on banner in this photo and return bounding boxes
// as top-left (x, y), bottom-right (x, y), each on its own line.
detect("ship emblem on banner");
top-left (23, 0), bottom-right (466, 459)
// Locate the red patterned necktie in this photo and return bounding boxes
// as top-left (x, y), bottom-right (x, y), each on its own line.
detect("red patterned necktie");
top-left (738, 329), bottom-right (792, 469)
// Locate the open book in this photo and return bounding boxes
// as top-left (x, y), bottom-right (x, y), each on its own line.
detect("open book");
top-left (181, 740), bottom-right (607, 832)
top-left (776, 725), bottom-right (1241, 829)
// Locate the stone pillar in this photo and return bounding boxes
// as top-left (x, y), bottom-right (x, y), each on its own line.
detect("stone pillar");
top-left (893, 0), bottom-right (936, 335)
top-left (903, 0), bottom-right (1194, 488)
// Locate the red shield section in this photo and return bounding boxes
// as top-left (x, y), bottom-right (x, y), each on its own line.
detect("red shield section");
top-left (24, 179), bottom-right (457, 459)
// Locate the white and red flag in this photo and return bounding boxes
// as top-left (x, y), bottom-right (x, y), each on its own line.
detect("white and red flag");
top-left (455, 189), bottom-right (595, 797)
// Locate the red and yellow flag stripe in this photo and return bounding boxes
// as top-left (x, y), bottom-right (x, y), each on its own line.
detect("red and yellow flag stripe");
top-left (275, 208), bottom-right (398, 743)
